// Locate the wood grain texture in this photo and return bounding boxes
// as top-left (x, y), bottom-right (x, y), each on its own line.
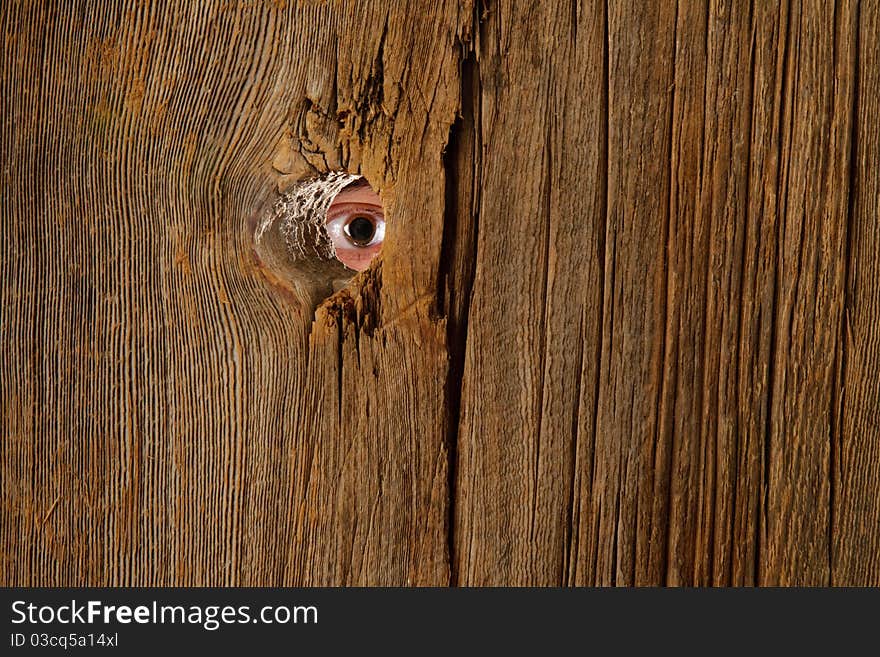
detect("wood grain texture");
top-left (450, 0), bottom-right (875, 586)
top-left (833, 0), bottom-right (880, 585)
top-left (2, 0), bottom-right (879, 586)
top-left (1, 0), bottom-right (470, 585)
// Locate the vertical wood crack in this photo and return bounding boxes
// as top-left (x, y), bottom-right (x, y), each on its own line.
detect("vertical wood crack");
top-left (439, 24), bottom-right (482, 585)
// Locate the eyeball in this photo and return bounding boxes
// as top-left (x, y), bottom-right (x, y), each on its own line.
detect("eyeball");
top-left (325, 180), bottom-right (385, 272)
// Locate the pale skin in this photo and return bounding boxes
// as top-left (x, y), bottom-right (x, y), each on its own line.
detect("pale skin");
top-left (324, 180), bottom-right (385, 272)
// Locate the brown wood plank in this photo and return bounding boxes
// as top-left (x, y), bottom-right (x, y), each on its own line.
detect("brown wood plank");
top-left (451, 0), bottom-right (865, 586)
top-left (452, 0), bottom-right (678, 585)
top-left (0, 0), bottom-right (469, 586)
top-left (2, 0), bottom-right (879, 587)
top-left (833, 0), bottom-right (880, 585)
top-left (450, 0), bottom-right (610, 585)
top-left (760, 0), bottom-right (855, 585)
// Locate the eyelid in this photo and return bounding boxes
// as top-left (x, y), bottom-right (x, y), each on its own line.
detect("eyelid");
top-left (326, 202), bottom-right (384, 222)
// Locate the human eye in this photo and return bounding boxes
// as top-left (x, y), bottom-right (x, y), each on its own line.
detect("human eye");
top-left (324, 181), bottom-right (385, 272)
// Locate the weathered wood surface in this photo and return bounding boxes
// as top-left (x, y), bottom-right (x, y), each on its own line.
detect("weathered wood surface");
top-left (1, 0), bottom-right (878, 586)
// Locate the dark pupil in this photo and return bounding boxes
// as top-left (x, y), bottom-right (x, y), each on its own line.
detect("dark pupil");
top-left (347, 216), bottom-right (375, 245)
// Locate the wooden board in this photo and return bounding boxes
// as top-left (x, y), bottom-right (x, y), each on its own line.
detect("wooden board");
top-left (2, 0), bottom-right (878, 586)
